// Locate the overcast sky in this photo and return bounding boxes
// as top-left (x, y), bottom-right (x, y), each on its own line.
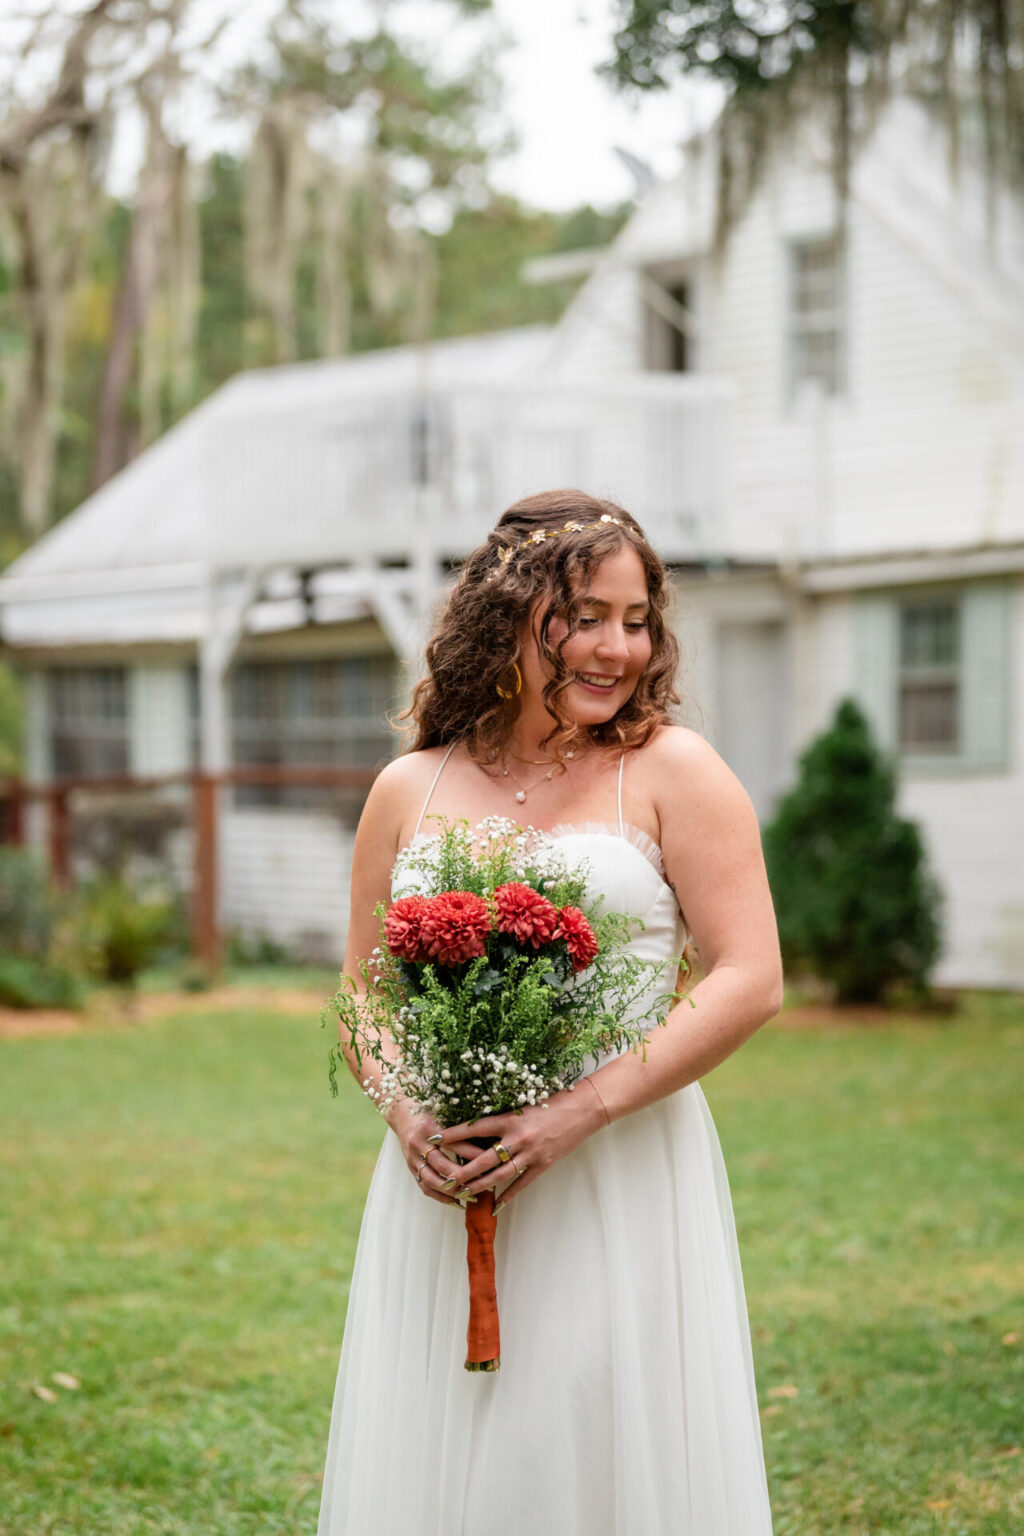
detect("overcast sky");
top-left (481, 0), bottom-right (710, 209)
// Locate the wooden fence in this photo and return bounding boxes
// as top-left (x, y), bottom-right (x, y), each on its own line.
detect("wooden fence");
top-left (0, 766), bottom-right (378, 973)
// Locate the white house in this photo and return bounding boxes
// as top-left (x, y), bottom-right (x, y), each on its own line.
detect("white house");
top-left (2, 97), bottom-right (1022, 987)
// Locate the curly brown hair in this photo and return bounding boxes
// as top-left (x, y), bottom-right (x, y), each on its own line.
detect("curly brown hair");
top-left (402, 489), bottom-right (680, 761)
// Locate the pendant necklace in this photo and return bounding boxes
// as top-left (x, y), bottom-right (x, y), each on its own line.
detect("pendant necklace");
top-left (501, 749), bottom-right (574, 804)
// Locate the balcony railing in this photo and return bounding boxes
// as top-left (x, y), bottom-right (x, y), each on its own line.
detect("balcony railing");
top-left (207, 375), bottom-right (732, 570)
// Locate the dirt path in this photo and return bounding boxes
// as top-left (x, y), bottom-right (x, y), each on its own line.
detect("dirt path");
top-left (0, 986), bottom-right (329, 1040)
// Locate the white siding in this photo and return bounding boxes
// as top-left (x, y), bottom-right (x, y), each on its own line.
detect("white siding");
top-left (548, 101), bottom-right (1024, 567)
top-left (799, 579), bottom-right (1024, 989)
top-left (220, 809), bottom-right (353, 963)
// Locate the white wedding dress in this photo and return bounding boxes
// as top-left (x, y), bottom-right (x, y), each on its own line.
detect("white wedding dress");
top-left (317, 755), bottom-right (774, 1536)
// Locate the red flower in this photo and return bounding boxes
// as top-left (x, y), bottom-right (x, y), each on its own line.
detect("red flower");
top-left (421, 891), bottom-right (492, 967)
top-left (556, 906), bottom-right (599, 973)
top-left (384, 896), bottom-right (433, 963)
top-left (493, 882), bottom-right (560, 948)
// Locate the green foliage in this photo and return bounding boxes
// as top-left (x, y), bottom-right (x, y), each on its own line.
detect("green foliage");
top-left (0, 659), bottom-right (23, 775)
top-left (71, 874), bottom-right (181, 990)
top-left (0, 952), bottom-right (82, 1009)
top-left (0, 847), bottom-right (83, 1008)
top-left (433, 196), bottom-right (629, 337)
top-left (607, 2), bottom-right (1024, 240)
top-left (763, 698), bottom-right (942, 1004)
top-left (324, 818), bottom-right (684, 1123)
top-left (0, 847), bottom-right (60, 961)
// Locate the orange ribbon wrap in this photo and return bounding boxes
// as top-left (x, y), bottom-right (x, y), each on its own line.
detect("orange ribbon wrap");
top-left (463, 1190), bottom-right (500, 1371)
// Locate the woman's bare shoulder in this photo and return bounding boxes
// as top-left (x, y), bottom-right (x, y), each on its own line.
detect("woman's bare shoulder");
top-left (638, 723), bottom-right (725, 776)
top-left (363, 746), bottom-right (455, 830)
top-left (637, 725), bottom-right (753, 822)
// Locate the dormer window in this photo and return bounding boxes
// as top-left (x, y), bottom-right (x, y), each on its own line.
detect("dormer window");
top-left (643, 270), bottom-right (696, 372)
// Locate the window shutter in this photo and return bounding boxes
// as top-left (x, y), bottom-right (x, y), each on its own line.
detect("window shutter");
top-left (852, 593), bottom-right (897, 751)
top-left (962, 581), bottom-right (1012, 772)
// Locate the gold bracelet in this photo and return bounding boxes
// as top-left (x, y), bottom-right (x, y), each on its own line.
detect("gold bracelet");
top-left (582, 1073), bottom-right (611, 1127)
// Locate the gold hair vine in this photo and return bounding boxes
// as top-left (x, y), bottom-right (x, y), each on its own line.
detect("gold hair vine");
top-left (495, 514), bottom-right (623, 567)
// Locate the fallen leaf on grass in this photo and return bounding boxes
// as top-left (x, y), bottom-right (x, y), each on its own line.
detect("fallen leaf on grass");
top-left (31, 1385), bottom-right (58, 1404)
top-left (994, 1445), bottom-right (1021, 1457)
top-left (761, 1405), bottom-right (782, 1417)
top-left (51, 1373), bottom-right (80, 1391)
top-left (1001, 1332), bottom-right (1020, 1346)
top-left (767, 1384), bottom-right (799, 1399)
top-left (925, 1499), bottom-right (952, 1511)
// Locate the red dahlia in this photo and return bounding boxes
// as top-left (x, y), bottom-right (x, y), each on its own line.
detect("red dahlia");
top-left (421, 890), bottom-right (492, 966)
top-left (383, 896), bottom-right (433, 963)
top-left (556, 906), bottom-right (600, 973)
top-left (493, 882), bottom-right (560, 948)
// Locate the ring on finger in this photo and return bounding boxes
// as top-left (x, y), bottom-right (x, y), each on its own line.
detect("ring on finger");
top-left (510, 1154), bottom-right (526, 1176)
top-left (415, 1167), bottom-right (424, 1184)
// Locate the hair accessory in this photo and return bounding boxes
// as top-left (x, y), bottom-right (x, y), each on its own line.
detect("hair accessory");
top-left (495, 515), bottom-right (623, 568)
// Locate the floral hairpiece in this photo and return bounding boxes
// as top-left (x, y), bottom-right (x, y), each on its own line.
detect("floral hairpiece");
top-left (495, 514), bottom-right (623, 568)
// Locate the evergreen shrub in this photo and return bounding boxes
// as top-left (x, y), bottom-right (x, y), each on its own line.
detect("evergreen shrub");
top-left (763, 698), bottom-right (943, 1004)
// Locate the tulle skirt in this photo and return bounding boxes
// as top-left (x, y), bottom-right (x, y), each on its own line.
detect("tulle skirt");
top-left (317, 1083), bottom-right (773, 1536)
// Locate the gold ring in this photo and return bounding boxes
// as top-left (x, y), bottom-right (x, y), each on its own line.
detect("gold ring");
top-left (415, 1167), bottom-right (423, 1184)
top-left (510, 1155), bottom-right (524, 1176)
top-left (493, 1143), bottom-right (511, 1164)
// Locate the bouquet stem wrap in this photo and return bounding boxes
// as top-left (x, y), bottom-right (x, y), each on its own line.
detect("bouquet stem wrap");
top-left (463, 1189), bottom-right (500, 1372)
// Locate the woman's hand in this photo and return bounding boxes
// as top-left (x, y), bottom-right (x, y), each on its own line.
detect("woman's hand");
top-left (389, 1100), bottom-right (488, 1209)
top-left (438, 1077), bottom-right (609, 1210)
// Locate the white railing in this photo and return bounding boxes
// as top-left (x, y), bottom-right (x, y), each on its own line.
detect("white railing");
top-left (206, 375), bottom-right (733, 570)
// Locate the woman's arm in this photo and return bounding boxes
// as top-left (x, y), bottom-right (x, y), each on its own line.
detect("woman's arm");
top-left (445, 728), bottom-right (783, 1203)
top-left (586, 725), bottom-right (783, 1121)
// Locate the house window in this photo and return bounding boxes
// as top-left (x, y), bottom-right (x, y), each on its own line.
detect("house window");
top-left (644, 276), bottom-right (693, 372)
top-left (788, 236), bottom-right (843, 400)
top-left (48, 667), bottom-right (130, 779)
top-left (230, 655), bottom-right (397, 808)
top-left (897, 599), bottom-right (961, 754)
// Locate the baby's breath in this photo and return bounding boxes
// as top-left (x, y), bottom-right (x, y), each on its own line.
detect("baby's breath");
top-left (323, 817), bottom-right (688, 1125)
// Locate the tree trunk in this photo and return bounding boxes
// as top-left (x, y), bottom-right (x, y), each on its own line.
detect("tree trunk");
top-left (91, 128), bottom-right (170, 490)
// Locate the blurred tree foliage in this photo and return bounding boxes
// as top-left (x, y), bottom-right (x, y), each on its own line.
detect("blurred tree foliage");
top-left (0, 0), bottom-right (629, 555)
top-left (607, 1), bottom-right (1024, 239)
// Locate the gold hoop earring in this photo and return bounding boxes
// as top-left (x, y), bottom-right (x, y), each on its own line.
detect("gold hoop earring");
top-left (496, 662), bottom-right (523, 701)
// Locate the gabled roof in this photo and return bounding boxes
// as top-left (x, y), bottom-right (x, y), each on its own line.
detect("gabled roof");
top-left (550, 94), bottom-right (1024, 361)
top-left (1, 325), bottom-right (550, 590)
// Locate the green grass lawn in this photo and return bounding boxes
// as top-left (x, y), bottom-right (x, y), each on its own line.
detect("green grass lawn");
top-left (1, 994), bottom-right (1021, 1535)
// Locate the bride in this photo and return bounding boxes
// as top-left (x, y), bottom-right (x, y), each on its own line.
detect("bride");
top-left (317, 489), bottom-right (782, 1536)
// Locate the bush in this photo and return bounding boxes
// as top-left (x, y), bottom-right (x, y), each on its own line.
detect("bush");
top-left (72, 874), bottom-right (180, 989)
top-left (0, 953), bottom-right (82, 1010)
top-left (763, 697), bottom-right (943, 1004)
top-left (0, 848), bottom-right (82, 1008)
top-left (0, 846), bottom-right (57, 960)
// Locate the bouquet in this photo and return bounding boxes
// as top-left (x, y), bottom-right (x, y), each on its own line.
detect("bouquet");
top-left (324, 816), bottom-right (686, 1372)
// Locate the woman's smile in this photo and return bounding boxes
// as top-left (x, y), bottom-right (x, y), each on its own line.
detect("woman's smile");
top-left (518, 543), bottom-right (653, 724)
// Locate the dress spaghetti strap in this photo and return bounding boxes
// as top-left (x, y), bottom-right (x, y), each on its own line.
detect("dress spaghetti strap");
top-left (412, 743), bottom-right (457, 838)
top-left (617, 750), bottom-right (626, 840)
